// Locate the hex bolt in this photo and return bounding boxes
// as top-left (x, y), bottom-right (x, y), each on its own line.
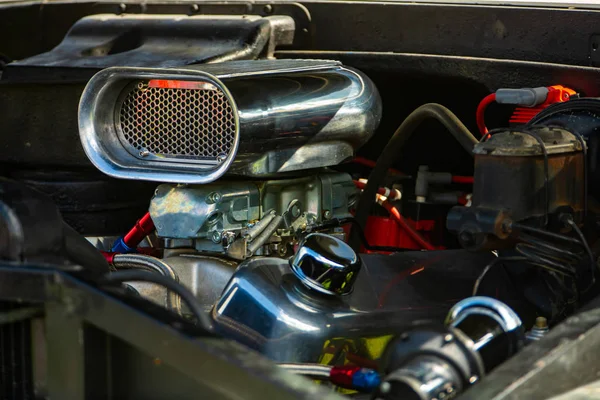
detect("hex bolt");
top-left (206, 192), bottom-right (222, 204)
top-left (535, 316), bottom-right (548, 329)
top-left (211, 231), bottom-right (222, 244)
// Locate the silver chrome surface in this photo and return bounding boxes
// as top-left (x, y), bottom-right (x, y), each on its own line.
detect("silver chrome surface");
top-left (112, 253), bottom-right (182, 315)
top-left (278, 364), bottom-right (332, 380)
top-left (127, 254), bottom-right (238, 314)
top-left (79, 67), bottom-right (239, 183)
top-left (290, 233), bottom-right (360, 296)
top-left (446, 296), bottom-right (523, 332)
top-left (211, 256), bottom-right (452, 363)
top-left (79, 60), bottom-right (381, 182)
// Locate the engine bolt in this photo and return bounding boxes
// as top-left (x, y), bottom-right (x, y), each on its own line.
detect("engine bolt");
top-left (207, 192), bottom-right (222, 204)
top-left (211, 231), bottom-right (222, 243)
top-left (535, 316), bottom-right (548, 329)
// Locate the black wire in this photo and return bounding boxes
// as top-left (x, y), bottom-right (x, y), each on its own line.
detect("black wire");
top-left (515, 234), bottom-right (578, 277)
top-left (512, 222), bottom-right (583, 246)
top-left (569, 129), bottom-right (588, 219)
top-left (472, 256), bottom-right (528, 296)
top-left (521, 130), bottom-right (550, 227)
top-left (101, 270), bottom-right (213, 332)
top-left (351, 103), bottom-right (478, 251)
top-left (472, 257), bottom-right (502, 296)
top-left (566, 218), bottom-right (596, 286)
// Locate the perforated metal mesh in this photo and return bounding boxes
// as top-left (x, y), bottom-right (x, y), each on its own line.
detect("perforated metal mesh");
top-left (118, 81), bottom-right (236, 160)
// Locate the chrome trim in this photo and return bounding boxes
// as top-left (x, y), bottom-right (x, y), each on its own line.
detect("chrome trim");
top-left (79, 67), bottom-right (240, 184)
top-left (79, 60), bottom-right (381, 182)
top-left (290, 233), bottom-right (361, 296)
top-left (446, 296), bottom-right (522, 332)
top-left (278, 363), bottom-right (332, 380)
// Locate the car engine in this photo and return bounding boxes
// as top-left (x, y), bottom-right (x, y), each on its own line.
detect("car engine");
top-left (3, 4), bottom-right (600, 400)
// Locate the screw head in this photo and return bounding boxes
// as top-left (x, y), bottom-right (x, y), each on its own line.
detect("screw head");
top-left (190, 4), bottom-right (199, 12)
top-left (118, 3), bottom-right (127, 12)
top-left (263, 4), bottom-right (273, 13)
top-left (291, 205), bottom-right (301, 218)
top-left (323, 210), bottom-right (332, 220)
top-left (207, 192), bottom-right (221, 204)
top-left (469, 375), bottom-right (479, 384)
top-left (379, 382), bottom-right (391, 394)
top-left (444, 334), bottom-right (454, 343)
top-left (211, 231), bottom-right (222, 243)
top-left (139, 150), bottom-right (150, 157)
top-left (216, 153), bottom-right (227, 163)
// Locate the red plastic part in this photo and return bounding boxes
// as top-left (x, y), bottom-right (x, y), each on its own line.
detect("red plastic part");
top-left (123, 212), bottom-right (155, 248)
top-left (451, 176), bottom-right (474, 184)
top-left (329, 366), bottom-right (360, 388)
top-left (363, 215), bottom-right (436, 251)
top-left (101, 251), bottom-right (116, 265)
top-left (476, 93), bottom-right (496, 136)
top-left (353, 157), bottom-right (405, 176)
top-left (509, 85), bottom-right (575, 124)
top-left (148, 79), bottom-right (217, 91)
top-left (379, 199), bottom-right (437, 250)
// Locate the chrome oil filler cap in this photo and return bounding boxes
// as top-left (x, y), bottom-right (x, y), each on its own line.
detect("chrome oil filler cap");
top-left (290, 233), bottom-right (361, 296)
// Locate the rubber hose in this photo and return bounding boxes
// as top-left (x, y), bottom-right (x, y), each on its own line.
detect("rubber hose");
top-left (112, 254), bottom-right (182, 316)
top-left (351, 104), bottom-right (478, 251)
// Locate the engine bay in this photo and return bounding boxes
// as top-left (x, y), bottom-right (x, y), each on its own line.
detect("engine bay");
top-left (3, 2), bottom-right (600, 399)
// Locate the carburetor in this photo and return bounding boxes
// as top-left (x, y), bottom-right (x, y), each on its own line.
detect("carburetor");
top-left (149, 172), bottom-right (357, 260)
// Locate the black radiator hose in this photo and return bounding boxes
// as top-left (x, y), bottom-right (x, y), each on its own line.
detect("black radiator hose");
top-left (352, 103), bottom-right (478, 250)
